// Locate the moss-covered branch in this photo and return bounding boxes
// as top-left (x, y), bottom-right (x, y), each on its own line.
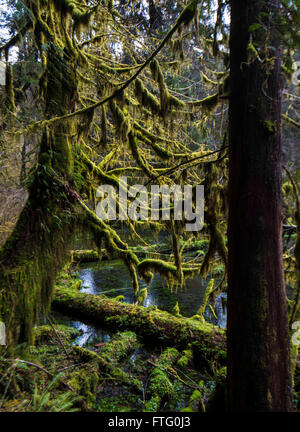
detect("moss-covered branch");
top-left (144, 347), bottom-right (179, 411)
top-left (282, 113), bottom-right (300, 129)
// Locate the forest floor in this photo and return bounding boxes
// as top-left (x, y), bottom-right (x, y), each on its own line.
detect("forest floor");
top-left (0, 243), bottom-right (299, 412)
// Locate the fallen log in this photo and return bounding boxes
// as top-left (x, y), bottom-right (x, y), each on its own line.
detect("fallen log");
top-left (70, 345), bottom-right (141, 392)
top-left (52, 283), bottom-right (226, 369)
top-left (98, 331), bottom-right (139, 364)
top-left (144, 347), bottom-right (179, 411)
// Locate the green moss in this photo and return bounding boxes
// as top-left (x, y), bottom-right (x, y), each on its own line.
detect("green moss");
top-left (187, 93), bottom-right (219, 112)
top-left (100, 331), bottom-right (139, 364)
top-left (71, 249), bottom-right (100, 263)
top-left (181, 387), bottom-right (205, 412)
top-left (52, 281), bottom-right (224, 353)
top-left (114, 295), bottom-right (125, 302)
top-left (128, 131), bottom-right (156, 179)
top-left (148, 368), bottom-right (174, 398)
top-left (71, 345), bottom-right (141, 393)
top-left (144, 395), bottom-right (161, 412)
top-left (5, 63), bottom-right (16, 111)
top-left (68, 366), bottom-right (99, 408)
top-left (137, 258), bottom-right (195, 287)
top-left (0, 201), bottom-right (75, 347)
top-left (144, 348), bottom-right (179, 411)
top-left (173, 302), bottom-right (181, 317)
top-left (135, 78), bottom-right (160, 115)
top-left (33, 324), bottom-right (82, 345)
top-left (109, 99), bottom-right (130, 142)
top-left (262, 120), bottom-right (277, 134)
top-left (137, 288), bottom-right (148, 306)
top-left (197, 278), bottom-right (215, 318)
top-left (177, 349), bottom-right (193, 368)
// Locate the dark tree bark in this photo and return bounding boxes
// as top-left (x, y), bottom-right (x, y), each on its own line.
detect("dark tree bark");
top-left (227, 0), bottom-right (292, 411)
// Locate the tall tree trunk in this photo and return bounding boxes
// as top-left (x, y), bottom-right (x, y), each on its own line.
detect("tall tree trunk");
top-left (227, 0), bottom-right (292, 411)
top-left (0, 44), bottom-right (77, 347)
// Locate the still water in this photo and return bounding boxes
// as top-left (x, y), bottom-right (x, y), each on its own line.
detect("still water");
top-left (54, 259), bottom-right (227, 346)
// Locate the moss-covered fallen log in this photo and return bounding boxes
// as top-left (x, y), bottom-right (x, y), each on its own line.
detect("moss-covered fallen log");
top-left (99, 331), bottom-right (139, 364)
top-left (70, 345), bottom-right (142, 393)
top-left (144, 347), bottom-right (179, 411)
top-left (33, 324), bottom-right (82, 345)
top-left (52, 284), bottom-right (226, 368)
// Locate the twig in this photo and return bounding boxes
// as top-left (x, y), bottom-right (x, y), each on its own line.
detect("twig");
top-left (6, 359), bottom-right (74, 392)
top-left (47, 316), bottom-right (70, 358)
top-left (57, 363), bottom-right (86, 373)
top-left (146, 359), bottom-right (198, 390)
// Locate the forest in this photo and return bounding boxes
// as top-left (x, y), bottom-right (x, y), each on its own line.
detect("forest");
top-left (0, 0), bottom-right (299, 413)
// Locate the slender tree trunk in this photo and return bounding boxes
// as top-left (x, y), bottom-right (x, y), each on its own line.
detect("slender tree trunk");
top-left (227, 0), bottom-right (292, 411)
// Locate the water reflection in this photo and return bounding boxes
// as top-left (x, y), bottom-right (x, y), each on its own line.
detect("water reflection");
top-left (78, 259), bottom-right (227, 328)
top-left (214, 293), bottom-right (227, 329)
top-left (51, 311), bottom-right (111, 347)
top-left (53, 260), bottom-right (226, 348)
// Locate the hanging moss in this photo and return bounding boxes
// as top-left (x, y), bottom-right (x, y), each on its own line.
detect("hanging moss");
top-left (136, 288), bottom-right (148, 306)
top-left (0, 29), bottom-right (79, 348)
top-left (176, 0), bottom-right (199, 29)
top-left (150, 59), bottom-right (184, 118)
top-left (134, 78), bottom-right (160, 115)
top-left (133, 122), bottom-right (177, 160)
top-left (128, 131), bottom-right (156, 179)
top-left (100, 105), bottom-right (108, 146)
top-left (173, 302), bottom-right (181, 317)
top-left (199, 162), bottom-right (228, 285)
top-left (0, 201), bottom-right (76, 347)
top-left (197, 278), bottom-right (215, 319)
top-left (52, 0), bottom-right (95, 33)
top-left (137, 258), bottom-right (196, 292)
top-left (0, 0), bottom-right (230, 356)
top-left (187, 93), bottom-right (219, 112)
top-left (171, 38), bottom-right (184, 60)
top-left (171, 219), bottom-right (184, 289)
top-left (109, 99), bottom-right (130, 142)
top-left (77, 106), bottom-right (95, 139)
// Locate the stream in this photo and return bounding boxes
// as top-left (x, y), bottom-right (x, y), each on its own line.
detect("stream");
top-left (53, 259), bottom-right (227, 347)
